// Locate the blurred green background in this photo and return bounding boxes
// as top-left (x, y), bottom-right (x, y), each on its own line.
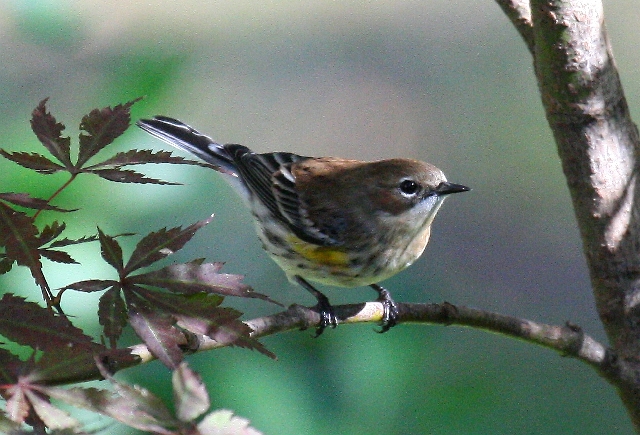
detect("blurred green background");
top-left (1, 0), bottom-right (638, 434)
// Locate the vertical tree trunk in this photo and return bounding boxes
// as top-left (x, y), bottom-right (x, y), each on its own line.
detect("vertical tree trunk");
top-left (499, 0), bottom-right (640, 429)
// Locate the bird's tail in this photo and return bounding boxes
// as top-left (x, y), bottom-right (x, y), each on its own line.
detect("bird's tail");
top-left (136, 116), bottom-right (238, 175)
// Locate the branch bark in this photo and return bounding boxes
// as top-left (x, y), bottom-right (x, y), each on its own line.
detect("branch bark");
top-left (121, 301), bottom-right (613, 383)
top-left (497, 0), bottom-right (640, 429)
top-left (495, 0), bottom-right (534, 53)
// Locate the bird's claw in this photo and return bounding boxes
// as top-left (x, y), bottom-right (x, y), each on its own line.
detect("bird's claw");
top-left (373, 285), bottom-right (399, 333)
top-left (313, 295), bottom-right (338, 337)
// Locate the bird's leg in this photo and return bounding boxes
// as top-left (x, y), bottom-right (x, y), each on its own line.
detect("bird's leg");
top-left (295, 276), bottom-right (338, 336)
top-left (370, 283), bottom-right (399, 333)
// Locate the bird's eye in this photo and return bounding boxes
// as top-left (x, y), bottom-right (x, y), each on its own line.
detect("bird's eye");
top-left (399, 179), bottom-right (420, 196)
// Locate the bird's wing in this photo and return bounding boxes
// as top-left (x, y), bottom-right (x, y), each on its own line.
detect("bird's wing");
top-left (226, 145), bottom-right (340, 246)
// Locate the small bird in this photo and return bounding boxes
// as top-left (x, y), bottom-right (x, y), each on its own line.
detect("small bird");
top-left (137, 116), bottom-right (469, 335)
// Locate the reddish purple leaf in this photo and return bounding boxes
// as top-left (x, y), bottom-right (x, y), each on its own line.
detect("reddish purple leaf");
top-left (37, 221), bottom-right (66, 244)
top-left (132, 287), bottom-right (227, 329)
top-left (60, 279), bottom-right (118, 293)
top-left (30, 98), bottom-right (73, 168)
top-left (0, 256), bottom-right (13, 274)
top-left (0, 294), bottom-right (95, 351)
top-left (48, 234), bottom-right (98, 248)
top-left (85, 149), bottom-right (216, 169)
top-left (123, 216), bottom-right (213, 275)
top-left (130, 261), bottom-right (280, 304)
top-left (76, 98), bottom-right (142, 167)
top-left (87, 168), bottom-right (180, 185)
top-left (44, 360), bottom-right (259, 434)
top-left (0, 202), bottom-right (49, 293)
top-left (10, 220), bottom-right (80, 265)
top-left (98, 287), bottom-right (128, 347)
top-left (125, 291), bottom-right (183, 369)
top-left (24, 389), bottom-right (79, 429)
top-left (39, 385), bottom-right (112, 413)
top-left (0, 203), bottom-right (39, 263)
top-left (1, 349), bottom-right (136, 412)
top-left (42, 385), bottom-right (177, 435)
top-left (198, 409), bottom-right (263, 435)
top-left (207, 318), bottom-right (275, 359)
top-left (0, 348), bottom-right (22, 384)
top-left (49, 232), bottom-right (136, 248)
top-left (0, 412), bottom-right (20, 433)
top-left (39, 249), bottom-right (78, 265)
top-left (33, 343), bottom-right (111, 385)
top-left (0, 150), bottom-right (65, 174)
top-left (97, 228), bottom-right (123, 273)
top-left (5, 385), bottom-right (29, 424)
top-left (173, 362), bottom-right (209, 422)
top-left (132, 289), bottom-right (276, 359)
top-left (0, 193), bottom-right (75, 212)
top-left (104, 369), bottom-right (179, 430)
top-left (41, 386), bottom-right (178, 435)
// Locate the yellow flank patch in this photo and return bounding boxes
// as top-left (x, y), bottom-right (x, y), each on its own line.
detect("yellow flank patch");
top-left (287, 235), bottom-right (349, 267)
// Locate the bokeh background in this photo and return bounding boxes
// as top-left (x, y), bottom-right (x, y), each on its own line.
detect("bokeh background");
top-left (1, 1), bottom-right (639, 434)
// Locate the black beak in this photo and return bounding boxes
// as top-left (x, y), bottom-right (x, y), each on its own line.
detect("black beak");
top-left (435, 182), bottom-right (470, 196)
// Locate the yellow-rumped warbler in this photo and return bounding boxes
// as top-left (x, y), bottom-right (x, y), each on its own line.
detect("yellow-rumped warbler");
top-left (137, 116), bottom-right (468, 334)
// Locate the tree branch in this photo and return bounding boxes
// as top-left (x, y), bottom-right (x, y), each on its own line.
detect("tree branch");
top-left (494, 0), bottom-right (534, 53)
top-left (126, 301), bottom-right (614, 380)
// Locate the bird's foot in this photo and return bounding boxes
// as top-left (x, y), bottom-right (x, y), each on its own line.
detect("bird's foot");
top-left (295, 276), bottom-right (338, 336)
top-left (312, 292), bottom-right (338, 337)
top-left (370, 284), bottom-right (399, 333)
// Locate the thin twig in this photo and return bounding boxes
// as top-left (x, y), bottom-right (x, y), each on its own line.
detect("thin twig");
top-left (494, 0), bottom-right (534, 53)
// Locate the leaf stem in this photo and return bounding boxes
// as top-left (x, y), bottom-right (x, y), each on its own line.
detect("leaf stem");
top-left (34, 173), bottom-right (77, 220)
